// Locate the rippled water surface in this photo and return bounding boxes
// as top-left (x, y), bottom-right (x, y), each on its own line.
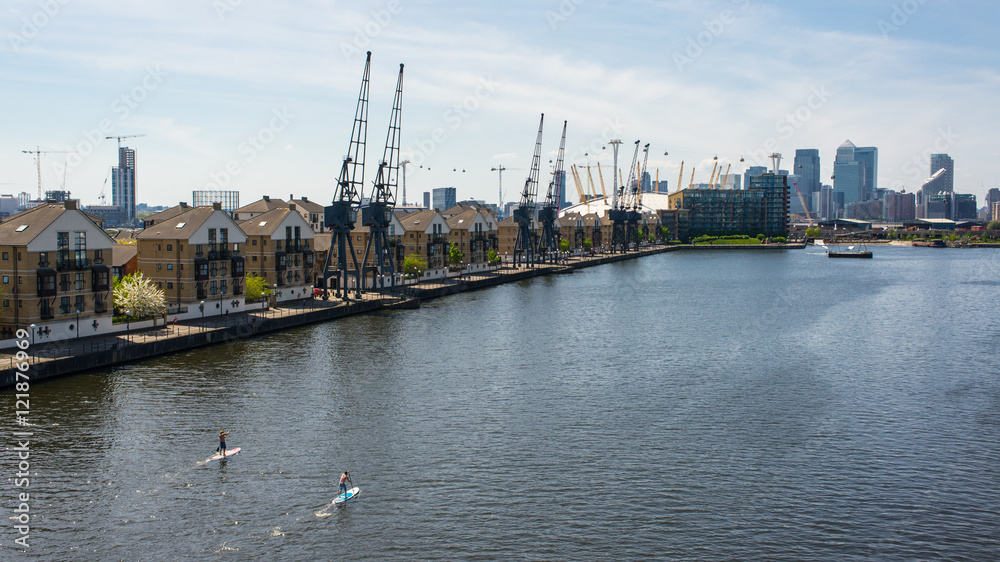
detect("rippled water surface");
top-left (4, 246), bottom-right (1000, 559)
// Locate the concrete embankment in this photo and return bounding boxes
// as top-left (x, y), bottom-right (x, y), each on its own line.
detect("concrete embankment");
top-left (1, 243), bottom-right (801, 388)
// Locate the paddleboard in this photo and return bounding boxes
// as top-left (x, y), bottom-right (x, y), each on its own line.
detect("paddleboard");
top-left (202, 447), bottom-right (241, 464)
top-left (333, 487), bottom-right (360, 505)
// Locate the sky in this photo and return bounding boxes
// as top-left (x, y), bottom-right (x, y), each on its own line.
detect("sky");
top-left (2, 0), bottom-right (998, 209)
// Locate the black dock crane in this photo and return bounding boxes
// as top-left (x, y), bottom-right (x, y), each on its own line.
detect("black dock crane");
top-left (626, 143), bottom-right (649, 251)
top-left (513, 114), bottom-right (544, 268)
top-left (323, 51), bottom-right (370, 300)
top-left (537, 120), bottom-right (567, 264)
top-left (361, 62), bottom-right (404, 292)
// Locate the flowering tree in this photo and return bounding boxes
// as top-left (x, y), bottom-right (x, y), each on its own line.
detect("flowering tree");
top-left (113, 272), bottom-right (167, 320)
top-left (244, 273), bottom-right (272, 301)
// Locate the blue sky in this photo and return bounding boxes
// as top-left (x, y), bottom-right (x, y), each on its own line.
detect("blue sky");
top-left (2, 0), bottom-right (997, 208)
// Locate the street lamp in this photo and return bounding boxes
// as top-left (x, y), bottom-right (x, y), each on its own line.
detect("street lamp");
top-left (29, 323), bottom-right (35, 361)
top-left (124, 309), bottom-right (131, 343)
top-left (199, 300), bottom-right (205, 321)
top-left (75, 306), bottom-right (83, 341)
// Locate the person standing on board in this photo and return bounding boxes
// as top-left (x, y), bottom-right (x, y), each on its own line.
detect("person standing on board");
top-left (217, 430), bottom-right (230, 457)
top-left (339, 471), bottom-right (353, 497)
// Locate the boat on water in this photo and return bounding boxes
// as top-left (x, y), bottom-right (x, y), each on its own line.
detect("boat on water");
top-left (817, 240), bottom-right (873, 259)
top-left (912, 239), bottom-right (946, 247)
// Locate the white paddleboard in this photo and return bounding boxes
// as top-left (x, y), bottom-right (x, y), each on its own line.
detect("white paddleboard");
top-left (202, 447), bottom-right (241, 464)
top-left (333, 487), bottom-right (360, 505)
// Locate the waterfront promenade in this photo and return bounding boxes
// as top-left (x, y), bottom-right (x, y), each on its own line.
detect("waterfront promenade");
top-left (0, 242), bottom-right (804, 388)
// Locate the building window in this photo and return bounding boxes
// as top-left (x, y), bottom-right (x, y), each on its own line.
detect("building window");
top-left (252, 239), bottom-right (257, 246)
top-left (210, 263), bottom-right (218, 277)
top-left (75, 272), bottom-right (85, 291)
top-left (1, 276), bottom-right (6, 284)
top-left (74, 295), bottom-right (85, 312)
top-left (1, 252), bottom-right (7, 260)
top-left (167, 244), bottom-right (172, 252)
top-left (158, 244), bottom-right (162, 251)
top-left (167, 263), bottom-right (173, 271)
top-left (210, 280), bottom-right (218, 296)
top-left (60, 274), bottom-right (70, 292)
top-left (252, 255), bottom-right (257, 262)
top-left (167, 282), bottom-right (173, 289)
top-left (94, 249), bottom-right (102, 264)
top-left (179, 244), bottom-right (183, 251)
top-left (196, 245), bottom-right (203, 257)
top-left (220, 280), bottom-right (227, 294)
top-left (60, 296), bottom-right (71, 314)
top-left (158, 263), bottom-right (162, 270)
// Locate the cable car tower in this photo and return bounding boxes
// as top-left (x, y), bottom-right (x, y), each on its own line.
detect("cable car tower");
top-left (323, 51), bottom-right (370, 300)
top-left (513, 114), bottom-right (544, 268)
top-left (537, 120), bottom-right (566, 264)
top-left (361, 62), bottom-right (404, 292)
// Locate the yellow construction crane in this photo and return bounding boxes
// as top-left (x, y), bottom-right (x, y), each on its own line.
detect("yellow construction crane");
top-left (676, 161), bottom-right (684, 192)
top-left (688, 167), bottom-right (696, 189)
top-left (719, 163), bottom-right (731, 189)
top-left (708, 161), bottom-right (719, 188)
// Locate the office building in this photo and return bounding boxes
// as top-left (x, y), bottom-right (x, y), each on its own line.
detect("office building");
top-left (833, 140), bottom-right (877, 207)
top-left (431, 187), bottom-right (456, 212)
top-left (668, 172), bottom-right (788, 237)
top-left (112, 146), bottom-right (137, 225)
top-left (882, 190), bottom-right (916, 222)
top-left (986, 188), bottom-right (1000, 220)
top-left (923, 154), bottom-right (955, 198)
top-left (793, 149), bottom-right (820, 212)
top-left (814, 185), bottom-right (835, 221)
top-left (423, 192), bottom-right (431, 209)
top-left (193, 190), bottom-right (240, 213)
top-left (743, 166), bottom-right (767, 192)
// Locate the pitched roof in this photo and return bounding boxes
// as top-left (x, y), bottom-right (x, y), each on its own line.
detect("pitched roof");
top-left (145, 203), bottom-right (192, 225)
top-left (397, 209), bottom-right (439, 232)
top-left (238, 208), bottom-right (295, 237)
top-left (289, 196), bottom-right (324, 213)
top-left (445, 209), bottom-right (479, 230)
top-left (839, 139), bottom-right (856, 149)
top-left (0, 203), bottom-right (70, 245)
top-left (112, 244), bottom-right (138, 266)
top-left (136, 207), bottom-right (218, 240)
top-left (233, 197), bottom-right (287, 216)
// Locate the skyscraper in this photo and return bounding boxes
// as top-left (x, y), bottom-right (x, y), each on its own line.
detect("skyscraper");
top-left (833, 140), bottom-right (877, 207)
top-left (112, 146), bottom-right (137, 225)
top-left (986, 188), bottom-right (1000, 220)
top-left (922, 153), bottom-right (954, 198)
top-left (432, 187), bottom-right (456, 211)
top-left (793, 149), bottom-right (820, 212)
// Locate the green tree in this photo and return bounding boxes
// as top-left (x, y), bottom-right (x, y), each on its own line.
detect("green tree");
top-left (660, 226), bottom-right (670, 241)
top-left (244, 273), bottom-right (272, 301)
top-left (583, 238), bottom-right (593, 251)
top-left (448, 243), bottom-right (464, 267)
top-left (559, 238), bottom-right (570, 252)
top-left (403, 255), bottom-right (427, 278)
top-left (804, 226), bottom-right (821, 239)
top-left (985, 219), bottom-right (1000, 240)
top-left (113, 272), bottom-right (166, 320)
top-left (487, 249), bottom-right (501, 266)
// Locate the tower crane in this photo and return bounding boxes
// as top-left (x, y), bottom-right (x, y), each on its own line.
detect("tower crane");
top-left (105, 134), bottom-right (146, 148)
top-left (676, 161), bottom-right (684, 193)
top-left (361, 61), bottom-right (404, 292)
top-left (629, 143), bottom-right (650, 250)
top-left (491, 165), bottom-right (525, 213)
top-left (323, 51), bottom-right (371, 300)
top-left (22, 147), bottom-right (71, 199)
top-left (537, 120), bottom-right (567, 263)
top-left (585, 165), bottom-right (599, 200)
top-left (513, 114), bottom-right (544, 268)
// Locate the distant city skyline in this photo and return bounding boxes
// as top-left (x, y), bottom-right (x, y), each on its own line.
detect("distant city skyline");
top-left (2, 1), bottom-right (998, 209)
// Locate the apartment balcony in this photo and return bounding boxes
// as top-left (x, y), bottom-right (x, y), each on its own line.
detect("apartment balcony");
top-left (40, 309), bottom-right (55, 320)
top-left (196, 283), bottom-right (208, 300)
top-left (95, 301), bottom-right (108, 314)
